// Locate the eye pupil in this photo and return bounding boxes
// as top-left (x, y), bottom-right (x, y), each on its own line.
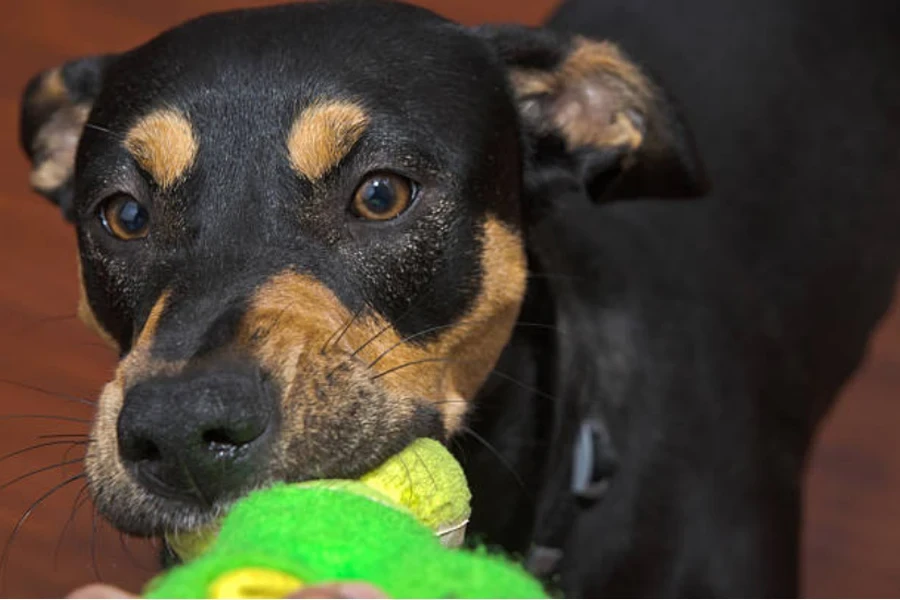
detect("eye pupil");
top-left (361, 178), bottom-right (397, 215)
top-left (351, 173), bottom-right (414, 221)
top-left (99, 193), bottom-right (150, 240)
top-left (118, 200), bottom-right (147, 232)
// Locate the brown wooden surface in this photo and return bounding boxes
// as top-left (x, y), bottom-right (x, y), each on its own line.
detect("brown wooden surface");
top-left (0, 1), bottom-right (897, 597)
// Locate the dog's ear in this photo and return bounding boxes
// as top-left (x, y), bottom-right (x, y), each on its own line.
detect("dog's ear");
top-left (19, 55), bottom-right (116, 221)
top-left (476, 25), bottom-right (707, 202)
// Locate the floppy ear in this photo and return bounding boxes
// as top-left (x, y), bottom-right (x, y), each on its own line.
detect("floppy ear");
top-left (476, 25), bottom-right (708, 202)
top-left (19, 55), bottom-right (116, 221)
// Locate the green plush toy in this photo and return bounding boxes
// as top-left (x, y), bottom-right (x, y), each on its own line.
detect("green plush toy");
top-left (144, 439), bottom-right (547, 599)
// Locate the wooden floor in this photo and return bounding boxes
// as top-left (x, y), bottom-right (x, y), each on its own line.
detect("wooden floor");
top-left (0, 0), bottom-right (897, 597)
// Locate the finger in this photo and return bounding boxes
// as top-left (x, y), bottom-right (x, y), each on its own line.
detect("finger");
top-left (286, 582), bottom-right (387, 598)
top-left (66, 583), bottom-right (137, 598)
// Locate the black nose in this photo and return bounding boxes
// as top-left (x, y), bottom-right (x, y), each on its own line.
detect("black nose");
top-left (117, 362), bottom-right (276, 505)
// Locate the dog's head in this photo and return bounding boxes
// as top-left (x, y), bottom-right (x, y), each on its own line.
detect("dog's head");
top-left (19, 1), bottom-right (705, 536)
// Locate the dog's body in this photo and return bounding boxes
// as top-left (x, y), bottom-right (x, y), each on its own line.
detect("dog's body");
top-left (17, 0), bottom-right (900, 597)
top-left (458, 0), bottom-right (900, 596)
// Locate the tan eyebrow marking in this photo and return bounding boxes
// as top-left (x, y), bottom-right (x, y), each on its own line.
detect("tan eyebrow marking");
top-left (124, 109), bottom-right (198, 189)
top-left (286, 100), bottom-right (370, 181)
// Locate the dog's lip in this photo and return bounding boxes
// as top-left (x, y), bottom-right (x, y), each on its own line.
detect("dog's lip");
top-left (99, 479), bottom-right (245, 537)
top-left (130, 462), bottom-right (207, 505)
top-left (112, 497), bottom-right (227, 538)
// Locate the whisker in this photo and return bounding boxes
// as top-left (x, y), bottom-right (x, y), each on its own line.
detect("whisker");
top-left (525, 270), bottom-right (590, 283)
top-left (0, 458), bottom-right (84, 492)
top-left (90, 506), bottom-right (102, 582)
top-left (53, 484), bottom-right (90, 569)
top-left (0, 378), bottom-right (96, 407)
top-left (368, 320), bottom-right (562, 369)
top-left (322, 305), bottom-right (367, 355)
top-left (347, 317), bottom-right (394, 361)
top-left (351, 263), bottom-right (577, 364)
top-left (396, 455), bottom-right (414, 503)
top-left (372, 355), bottom-right (560, 408)
top-left (84, 122), bottom-right (121, 138)
top-left (0, 440), bottom-right (87, 467)
top-left (487, 369), bottom-right (560, 403)
top-left (410, 447), bottom-right (438, 494)
top-left (0, 414), bottom-right (90, 424)
top-left (449, 436), bottom-right (468, 469)
top-left (118, 531), bottom-right (153, 572)
top-left (63, 441), bottom-right (87, 464)
top-left (371, 356), bottom-right (471, 380)
top-left (0, 474), bottom-right (84, 592)
top-left (460, 426), bottom-right (527, 493)
top-left (346, 245), bottom-right (454, 360)
top-left (249, 296), bottom-right (303, 346)
top-left (39, 433), bottom-right (89, 440)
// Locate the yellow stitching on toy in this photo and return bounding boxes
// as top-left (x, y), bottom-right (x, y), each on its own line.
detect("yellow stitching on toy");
top-left (209, 568), bottom-right (303, 599)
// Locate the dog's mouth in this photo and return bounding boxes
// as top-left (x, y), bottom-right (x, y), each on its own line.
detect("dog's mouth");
top-left (85, 355), bottom-right (447, 537)
top-left (87, 438), bottom-right (428, 538)
top-left (88, 475), bottom-right (242, 538)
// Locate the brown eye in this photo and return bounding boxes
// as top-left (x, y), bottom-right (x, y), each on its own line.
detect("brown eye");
top-left (351, 173), bottom-right (415, 221)
top-left (98, 193), bottom-right (150, 240)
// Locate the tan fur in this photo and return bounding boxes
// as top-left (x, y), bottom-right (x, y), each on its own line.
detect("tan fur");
top-left (87, 291), bottom-right (176, 515)
top-left (76, 258), bottom-right (118, 351)
top-left (510, 37), bottom-right (649, 151)
top-left (85, 379), bottom-right (130, 515)
top-left (99, 291), bottom-right (180, 390)
top-left (240, 216), bottom-right (527, 434)
top-left (124, 109), bottom-right (198, 189)
top-left (29, 104), bottom-right (91, 193)
top-left (134, 291), bottom-right (170, 349)
top-left (287, 100), bottom-right (369, 181)
top-left (30, 68), bottom-right (68, 109)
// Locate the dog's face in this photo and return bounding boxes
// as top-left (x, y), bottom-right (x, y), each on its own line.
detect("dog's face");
top-left (19, 1), bottom-right (704, 536)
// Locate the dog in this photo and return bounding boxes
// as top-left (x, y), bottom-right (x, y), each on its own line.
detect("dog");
top-left (17, 0), bottom-right (900, 596)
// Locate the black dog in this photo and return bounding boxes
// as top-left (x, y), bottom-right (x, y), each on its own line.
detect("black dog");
top-left (18, 0), bottom-right (900, 597)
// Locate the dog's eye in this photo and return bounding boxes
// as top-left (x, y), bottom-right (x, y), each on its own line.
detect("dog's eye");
top-left (351, 173), bottom-right (415, 221)
top-left (98, 193), bottom-right (150, 240)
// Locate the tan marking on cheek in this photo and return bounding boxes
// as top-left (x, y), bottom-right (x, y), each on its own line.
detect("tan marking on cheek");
top-left (134, 291), bottom-right (171, 349)
top-left (115, 291), bottom-right (186, 386)
top-left (240, 273), bottom-right (350, 394)
top-left (510, 37), bottom-right (649, 151)
top-left (85, 291), bottom-right (185, 514)
top-left (239, 221), bottom-right (526, 436)
top-left (287, 100), bottom-right (369, 181)
top-left (352, 217), bottom-right (528, 432)
top-left (124, 109), bottom-right (198, 189)
top-left (75, 257), bottom-right (119, 351)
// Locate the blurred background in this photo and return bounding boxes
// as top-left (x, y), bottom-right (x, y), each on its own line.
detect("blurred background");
top-left (0, 0), bottom-right (897, 597)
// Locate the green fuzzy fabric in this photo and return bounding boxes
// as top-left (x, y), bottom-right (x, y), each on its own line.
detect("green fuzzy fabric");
top-left (145, 484), bottom-right (547, 599)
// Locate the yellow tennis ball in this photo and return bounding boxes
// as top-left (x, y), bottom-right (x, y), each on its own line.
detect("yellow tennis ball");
top-left (359, 438), bottom-right (471, 545)
top-left (166, 438), bottom-right (471, 561)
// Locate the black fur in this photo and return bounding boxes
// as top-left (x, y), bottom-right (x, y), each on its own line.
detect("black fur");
top-left (17, 0), bottom-right (900, 596)
top-left (458, 0), bottom-right (900, 596)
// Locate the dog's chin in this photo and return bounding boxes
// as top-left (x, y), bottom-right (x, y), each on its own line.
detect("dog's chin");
top-left (93, 484), bottom-right (261, 538)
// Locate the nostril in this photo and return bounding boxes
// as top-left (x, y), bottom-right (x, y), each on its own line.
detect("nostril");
top-left (121, 435), bottom-right (162, 464)
top-left (202, 428), bottom-right (239, 447)
top-left (201, 421), bottom-right (266, 453)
